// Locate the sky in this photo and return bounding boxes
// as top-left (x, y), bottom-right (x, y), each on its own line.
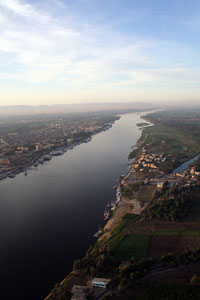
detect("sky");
top-left (0, 0), bottom-right (200, 106)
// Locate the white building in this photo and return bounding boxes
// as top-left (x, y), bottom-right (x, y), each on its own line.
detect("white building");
top-left (92, 278), bottom-right (111, 288)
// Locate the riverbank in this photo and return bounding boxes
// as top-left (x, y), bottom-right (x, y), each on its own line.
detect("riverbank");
top-left (0, 111), bottom-right (148, 300)
top-left (44, 109), bottom-right (200, 300)
top-left (0, 121), bottom-right (116, 182)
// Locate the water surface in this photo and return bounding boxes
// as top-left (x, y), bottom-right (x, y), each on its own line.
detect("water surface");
top-left (0, 112), bottom-right (146, 300)
top-left (172, 154), bottom-right (200, 174)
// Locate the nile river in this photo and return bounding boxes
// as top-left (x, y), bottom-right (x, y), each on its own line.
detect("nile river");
top-left (0, 112), bottom-right (147, 300)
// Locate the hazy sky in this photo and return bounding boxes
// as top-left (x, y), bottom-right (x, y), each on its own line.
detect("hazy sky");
top-left (0, 0), bottom-right (200, 106)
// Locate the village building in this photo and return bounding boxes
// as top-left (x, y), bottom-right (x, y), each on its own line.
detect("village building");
top-left (91, 278), bottom-right (111, 288)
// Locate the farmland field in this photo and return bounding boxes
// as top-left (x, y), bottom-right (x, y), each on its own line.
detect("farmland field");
top-left (112, 213), bottom-right (140, 235)
top-left (149, 236), bottom-right (184, 259)
top-left (182, 236), bottom-right (200, 251)
top-left (182, 230), bottom-right (200, 236)
top-left (137, 185), bottom-right (156, 203)
top-left (113, 234), bottom-right (150, 261)
top-left (106, 214), bottom-right (140, 252)
top-left (153, 229), bottom-right (180, 236)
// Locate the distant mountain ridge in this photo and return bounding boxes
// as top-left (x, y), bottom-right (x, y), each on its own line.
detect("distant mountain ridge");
top-left (0, 102), bottom-right (158, 116)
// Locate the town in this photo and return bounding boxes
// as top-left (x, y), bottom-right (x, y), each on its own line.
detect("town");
top-left (0, 113), bottom-right (119, 180)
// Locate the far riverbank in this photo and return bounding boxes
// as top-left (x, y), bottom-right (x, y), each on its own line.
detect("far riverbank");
top-left (0, 111), bottom-right (148, 300)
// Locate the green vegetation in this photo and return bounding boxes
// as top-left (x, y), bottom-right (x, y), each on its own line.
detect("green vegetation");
top-left (128, 148), bottom-right (137, 160)
top-left (112, 213), bottom-right (140, 235)
top-left (142, 110), bottom-right (200, 172)
top-left (119, 256), bottom-right (156, 284)
top-left (153, 229), bottom-right (180, 236)
top-left (187, 189), bottom-right (200, 221)
top-left (146, 185), bottom-right (192, 221)
top-left (107, 214), bottom-right (140, 253)
top-left (182, 230), bottom-right (200, 236)
top-left (141, 284), bottom-right (200, 300)
top-left (124, 183), bottom-right (155, 204)
top-left (153, 229), bottom-right (200, 236)
top-left (124, 182), bottom-right (140, 198)
top-left (137, 185), bottom-right (156, 203)
top-left (113, 234), bottom-right (150, 261)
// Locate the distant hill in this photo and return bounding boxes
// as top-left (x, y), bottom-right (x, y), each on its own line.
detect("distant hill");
top-left (0, 102), bottom-right (159, 116)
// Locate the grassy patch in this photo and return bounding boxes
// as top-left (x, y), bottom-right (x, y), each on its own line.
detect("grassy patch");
top-left (112, 213), bottom-right (140, 235)
top-left (107, 214), bottom-right (140, 253)
top-left (113, 234), bottom-right (150, 261)
top-left (153, 229), bottom-right (200, 236)
top-left (128, 149), bottom-right (137, 160)
top-left (140, 123), bottom-right (200, 172)
top-left (153, 229), bottom-right (180, 236)
top-left (182, 230), bottom-right (200, 236)
top-left (107, 233), bottom-right (124, 252)
top-left (137, 185), bottom-right (156, 203)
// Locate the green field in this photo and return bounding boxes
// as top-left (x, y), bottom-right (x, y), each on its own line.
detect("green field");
top-left (153, 229), bottom-right (180, 236)
top-left (137, 185), bottom-right (156, 203)
top-left (153, 229), bottom-right (200, 236)
top-left (107, 214), bottom-right (140, 251)
top-left (182, 230), bottom-right (200, 236)
top-left (137, 122), bottom-right (200, 173)
top-left (112, 213), bottom-right (140, 235)
top-left (113, 234), bottom-right (150, 261)
top-left (124, 183), bottom-right (155, 202)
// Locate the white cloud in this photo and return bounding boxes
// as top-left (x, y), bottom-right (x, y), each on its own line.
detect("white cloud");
top-left (0, 0), bottom-right (199, 92)
top-left (0, 0), bottom-right (50, 22)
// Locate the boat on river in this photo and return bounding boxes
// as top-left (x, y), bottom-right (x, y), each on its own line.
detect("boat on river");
top-left (110, 201), bottom-right (116, 211)
top-left (104, 208), bottom-right (110, 221)
top-left (44, 155), bottom-right (52, 161)
top-left (8, 174), bottom-right (16, 178)
top-left (39, 157), bottom-right (44, 164)
top-left (93, 225), bottom-right (103, 238)
top-left (34, 161), bottom-right (39, 167)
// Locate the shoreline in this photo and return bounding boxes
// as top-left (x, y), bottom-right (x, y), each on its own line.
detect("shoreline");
top-left (1, 110), bottom-right (156, 184)
top-left (0, 121), bottom-right (117, 183)
top-left (44, 111), bottom-right (151, 300)
top-left (99, 114), bottom-right (156, 234)
top-left (44, 109), bottom-right (200, 300)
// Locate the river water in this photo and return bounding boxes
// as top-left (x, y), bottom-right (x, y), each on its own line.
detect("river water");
top-left (172, 154), bottom-right (200, 174)
top-left (0, 112), bottom-right (146, 300)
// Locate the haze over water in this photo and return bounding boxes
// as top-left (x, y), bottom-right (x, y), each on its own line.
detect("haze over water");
top-left (0, 112), bottom-right (146, 300)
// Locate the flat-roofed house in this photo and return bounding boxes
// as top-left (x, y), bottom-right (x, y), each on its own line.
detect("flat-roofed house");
top-left (71, 285), bottom-right (92, 300)
top-left (92, 278), bottom-right (111, 288)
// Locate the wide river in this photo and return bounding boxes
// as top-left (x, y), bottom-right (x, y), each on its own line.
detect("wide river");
top-left (0, 112), bottom-right (148, 300)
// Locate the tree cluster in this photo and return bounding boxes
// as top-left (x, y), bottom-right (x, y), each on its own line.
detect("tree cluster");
top-left (146, 185), bottom-right (192, 221)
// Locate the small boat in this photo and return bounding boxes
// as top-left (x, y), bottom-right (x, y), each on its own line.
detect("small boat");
top-left (104, 208), bottom-right (110, 221)
top-left (25, 171), bottom-right (28, 176)
top-left (93, 225), bottom-right (102, 238)
top-left (8, 174), bottom-right (15, 178)
top-left (111, 206), bottom-right (116, 211)
top-left (110, 201), bottom-right (116, 211)
top-left (34, 161), bottom-right (39, 167)
top-left (51, 150), bottom-right (64, 156)
top-left (107, 201), bottom-right (112, 208)
top-left (39, 157), bottom-right (44, 164)
top-left (44, 155), bottom-right (52, 161)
